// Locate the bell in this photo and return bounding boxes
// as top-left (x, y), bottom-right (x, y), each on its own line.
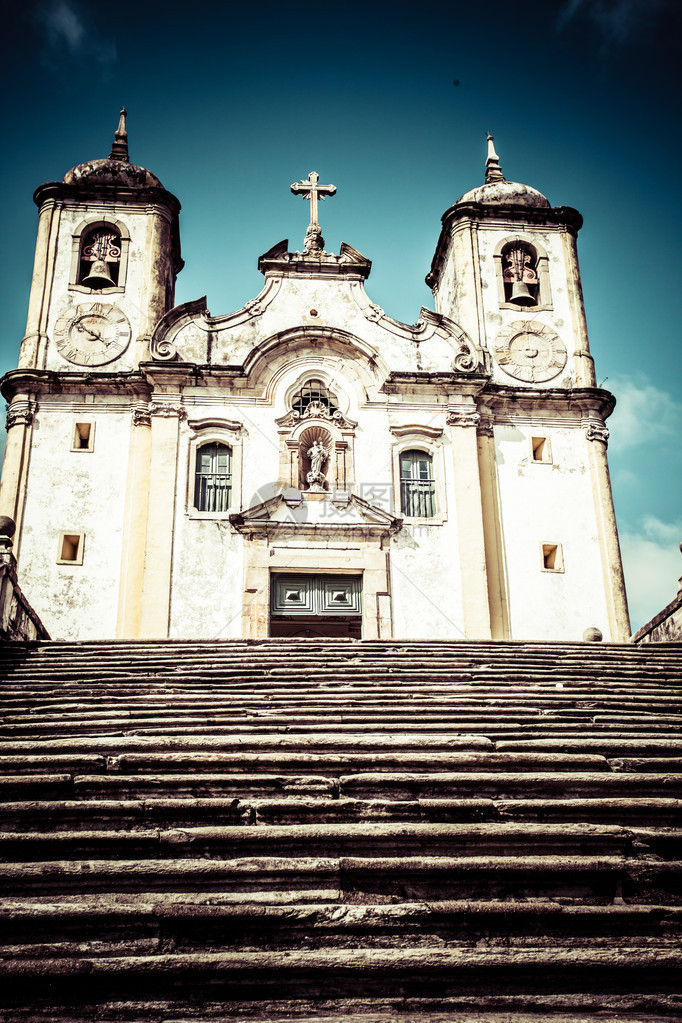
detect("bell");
top-left (82, 260), bottom-right (115, 289)
top-left (510, 281), bottom-right (536, 306)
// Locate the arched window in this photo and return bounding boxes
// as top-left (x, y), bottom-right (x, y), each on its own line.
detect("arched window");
top-left (77, 224), bottom-right (122, 288)
top-left (194, 443), bottom-right (232, 512)
top-left (291, 378), bottom-right (339, 417)
top-left (400, 450), bottom-right (435, 518)
top-left (501, 241), bottom-right (539, 307)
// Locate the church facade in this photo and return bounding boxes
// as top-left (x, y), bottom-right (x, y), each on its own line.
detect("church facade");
top-left (0, 114), bottom-right (630, 642)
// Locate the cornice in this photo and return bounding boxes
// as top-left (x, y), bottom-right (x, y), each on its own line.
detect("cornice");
top-left (0, 369), bottom-right (151, 403)
top-left (33, 180), bottom-right (182, 217)
top-left (479, 384), bottom-right (616, 420)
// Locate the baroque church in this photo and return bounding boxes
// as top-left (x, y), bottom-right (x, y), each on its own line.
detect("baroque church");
top-left (0, 112), bottom-right (630, 643)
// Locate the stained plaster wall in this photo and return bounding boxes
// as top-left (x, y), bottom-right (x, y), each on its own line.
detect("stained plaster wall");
top-left (17, 407), bottom-right (129, 639)
top-left (493, 422), bottom-right (610, 640)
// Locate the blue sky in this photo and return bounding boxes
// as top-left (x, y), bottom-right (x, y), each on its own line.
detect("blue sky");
top-left (1, 0), bottom-right (680, 630)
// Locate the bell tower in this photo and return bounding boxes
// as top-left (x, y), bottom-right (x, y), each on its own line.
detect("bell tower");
top-left (18, 109), bottom-right (182, 375)
top-left (0, 112), bottom-right (183, 640)
top-left (427, 137), bottom-right (630, 641)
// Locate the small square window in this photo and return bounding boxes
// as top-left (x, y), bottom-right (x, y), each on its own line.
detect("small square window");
top-left (72, 422), bottom-right (94, 451)
top-left (531, 436), bottom-right (552, 463)
top-left (57, 532), bottom-right (85, 565)
top-left (541, 543), bottom-right (564, 573)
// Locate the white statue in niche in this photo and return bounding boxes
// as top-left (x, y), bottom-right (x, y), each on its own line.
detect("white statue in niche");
top-left (306, 440), bottom-right (330, 492)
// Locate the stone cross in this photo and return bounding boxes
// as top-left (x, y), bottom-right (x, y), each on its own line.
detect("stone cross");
top-left (291, 171), bottom-right (336, 228)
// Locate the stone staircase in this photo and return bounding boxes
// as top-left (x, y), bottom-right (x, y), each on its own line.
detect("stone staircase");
top-left (0, 638), bottom-right (681, 1023)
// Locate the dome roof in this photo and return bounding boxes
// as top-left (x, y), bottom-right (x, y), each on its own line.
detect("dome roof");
top-left (457, 179), bottom-right (549, 208)
top-left (457, 135), bottom-right (550, 209)
top-left (63, 158), bottom-right (162, 188)
top-left (62, 109), bottom-right (163, 189)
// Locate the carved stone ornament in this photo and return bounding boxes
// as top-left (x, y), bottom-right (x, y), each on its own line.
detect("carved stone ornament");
top-left (477, 418), bottom-right (495, 438)
top-left (493, 320), bottom-right (567, 383)
top-left (132, 404), bottom-right (152, 427)
top-left (6, 399), bottom-right (36, 430)
top-left (586, 422), bottom-right (609, 445)
top-left (276, 403), bottom-right (355, 430)
top-left (446, 409), bottom-right (480, 429)
top-left (452, 340), bottom-right (480, 374)
top-left (149, 334), bottom-right (178, 362)
top-left (364, 302), bottom-right (384, 323)
top-left (149, 402), bottom-right (188, 421)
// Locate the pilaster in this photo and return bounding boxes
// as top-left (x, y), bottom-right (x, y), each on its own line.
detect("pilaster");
top-left (138, 402), bottom-right (185, 638)
top-left (585, 423), bottom-right (630, 640)
top-left (116, 405), bottom-right (153, 638)
top-left (446, 405), bottom-right (492, 639)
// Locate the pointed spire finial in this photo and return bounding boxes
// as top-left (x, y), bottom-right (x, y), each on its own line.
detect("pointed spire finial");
top-left (485, 133), bottom-right (505, 184)
top-left (108, 108), bottom-right (129, 163)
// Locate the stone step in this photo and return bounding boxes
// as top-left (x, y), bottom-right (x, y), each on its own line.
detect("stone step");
top-left (338, 771), bottom-right (682, 800)
top-left (4, 854), bottom-right (676, 903)
top-left (1, 946), bottom-right (680, 1008)
top-left (3, 717), bottom-right (680, 739)
top-left (1, 1001), bottom-right (679, 1023)
top-left (0, 752), bottom-right (614, 775)
top-left (2, 796), bottom-right (680, 830)
top-left (2, 899), bottom-right (681, 953)
top-left (0, 821), bottom-right (642, 862)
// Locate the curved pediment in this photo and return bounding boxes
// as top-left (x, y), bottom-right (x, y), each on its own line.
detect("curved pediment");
top-left (148, 258), bottom-right (489, 382)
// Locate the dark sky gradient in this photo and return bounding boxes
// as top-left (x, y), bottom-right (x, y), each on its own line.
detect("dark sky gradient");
top-left (1, 0), bottom-right (680, 627)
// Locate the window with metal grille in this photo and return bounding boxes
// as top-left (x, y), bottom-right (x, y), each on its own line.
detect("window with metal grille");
top-left (194, 443), bottom-right (232, 512)
top-left (291, 378), bottom-right (339, 416)
top-left (400, 450), bottom-right (435, 518)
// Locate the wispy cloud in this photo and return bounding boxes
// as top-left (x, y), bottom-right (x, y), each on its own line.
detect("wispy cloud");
top-left (556, 0), bottom-right (675, 49)
top-left (620, 514), bottom-right (681, 630)
top-left (33, 0), bottom-right (116, 71)
top-left (606, 376), bottom-right (681, 453)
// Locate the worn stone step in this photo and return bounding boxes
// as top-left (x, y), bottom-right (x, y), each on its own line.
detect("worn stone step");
top-left (1, 1004), bottom-right (680, 1023)
top-left (2, 899), bottom-right (681, 954)
top-left (0, 751), bottom-right (612, 776)
top-left (1, 946), bottom-right (680, 1007)
top-left (0, 734), bottom-right (494, 755)
top-left (0, 822), bottom-right (639, 863)
top-left (339, 771), bottom-right (682, 800)
top-left (3, 854), bottom-right (672, 902)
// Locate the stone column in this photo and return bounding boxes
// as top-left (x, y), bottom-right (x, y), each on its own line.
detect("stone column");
top-left (138, 403), bottom-right (184, 638)
top-left (447, 407), bottom-right (492, 639)
top-left (0, 398), bottom-right (36, 556)
top-left (116, 405), bottom-right (153, 638)
top-left (585, 422), bottom-right (630, 641)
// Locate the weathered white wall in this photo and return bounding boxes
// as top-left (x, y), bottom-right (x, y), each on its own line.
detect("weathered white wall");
top-left (494, 422), bottom-right (610, 641)
top-left (17, 406), bottom-right (129, 639)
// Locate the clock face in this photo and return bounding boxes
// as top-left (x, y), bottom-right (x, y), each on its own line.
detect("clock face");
top-left (493, 320), bottom-right (567, 383)
top-left (54, 303), bottom-right (131, 366)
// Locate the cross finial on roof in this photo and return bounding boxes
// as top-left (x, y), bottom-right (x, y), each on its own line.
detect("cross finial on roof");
top-left (291, 171), bottom-right (336, 252)
top-left (109, 108), bottom-right (129, 163)
top-left (485, 133), bottom-right (505, 184)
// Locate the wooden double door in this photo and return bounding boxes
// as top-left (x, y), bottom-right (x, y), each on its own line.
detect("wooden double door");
top-left (269, 574), bottom-right (362, 638)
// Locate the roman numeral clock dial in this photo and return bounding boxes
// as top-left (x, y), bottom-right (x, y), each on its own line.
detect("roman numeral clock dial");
top-left (54, 303), bottom-right (131, 367)
top-left (493, 320), bottom-right (567, 383)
